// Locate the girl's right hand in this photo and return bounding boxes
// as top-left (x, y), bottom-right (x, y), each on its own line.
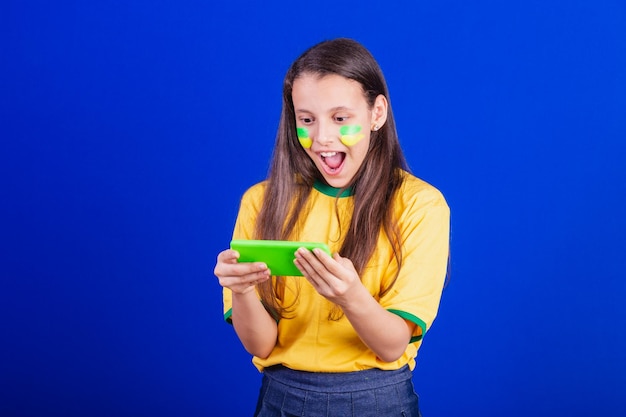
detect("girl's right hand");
top-left (213, 249), bottom-right (270, 294)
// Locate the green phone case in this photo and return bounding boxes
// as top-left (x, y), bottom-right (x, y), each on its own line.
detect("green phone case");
top-left (230, 239), bottom-right (331, 277)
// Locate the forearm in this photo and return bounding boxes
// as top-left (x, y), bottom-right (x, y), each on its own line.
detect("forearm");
top-left (341, 287), bottom-right (414, 363)
top-left (232, 290), bottom-right (278, 359)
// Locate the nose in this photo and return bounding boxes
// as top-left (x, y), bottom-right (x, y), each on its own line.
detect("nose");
top-left (314, 121), bottom-right (336, 146)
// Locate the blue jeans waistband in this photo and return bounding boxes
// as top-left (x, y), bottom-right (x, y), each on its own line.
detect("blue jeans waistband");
top-left (262, 364), bottom-right (413, 394)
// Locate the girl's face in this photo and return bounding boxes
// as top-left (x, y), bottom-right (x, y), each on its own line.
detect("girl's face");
top-left (292, 73), bottom-right (387, 188)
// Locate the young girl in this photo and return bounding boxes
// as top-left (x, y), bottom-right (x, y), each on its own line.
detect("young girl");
top-left (214, 38), bottom-right (450, 417)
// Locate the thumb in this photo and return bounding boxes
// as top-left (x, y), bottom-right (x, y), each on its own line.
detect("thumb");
top-left (333, 252), bottom-right (353, 268)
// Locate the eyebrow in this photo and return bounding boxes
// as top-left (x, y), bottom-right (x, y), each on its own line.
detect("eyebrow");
top-left (295, 106), bottom-right (354, 113)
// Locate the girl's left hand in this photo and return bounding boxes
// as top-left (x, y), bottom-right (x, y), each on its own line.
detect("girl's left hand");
top-left (293, 247), bottom-right (362, 305)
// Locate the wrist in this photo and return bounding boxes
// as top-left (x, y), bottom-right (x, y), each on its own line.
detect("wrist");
top-left (338, 283), bottom-right (372, 315)
top-left (232, 288), bottom-right (259, 302)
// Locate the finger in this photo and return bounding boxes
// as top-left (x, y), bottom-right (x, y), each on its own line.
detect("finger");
top-left (315, 250), bottom-right (357, 279)
top-left (295, 248), bottom-right (335, 290)
top-left (295, 257), bottom-right (329, 294)
top-left (304, 248), bottom-right (344, 279)
top-left (216, 249), bottom-right (240, 264)
top-left (235, 262), bottom-right (269, 278)
top-left (313, 248), bottom-right (335, 267)
top-left (295, 248), bottom-right (326, 275)
top-left (217, 265), bottom-right (271, 292)
top-left (215, 259), bottom-right (269, 279)
top-left (293, 255), bottom-right (317, 278)
top-left (329, 252), bottom-right (355, 274)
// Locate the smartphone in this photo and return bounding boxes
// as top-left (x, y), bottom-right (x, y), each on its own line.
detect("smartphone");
top-left (230, 239), bottom-right (331, 276)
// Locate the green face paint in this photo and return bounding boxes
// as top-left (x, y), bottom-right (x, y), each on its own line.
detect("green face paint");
top-left (339, 125), bottom-right (365, 146)
top-left (297, 127), bottom-right (312, 148)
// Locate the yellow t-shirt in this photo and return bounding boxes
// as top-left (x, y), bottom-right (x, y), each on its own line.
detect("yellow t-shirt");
top-left (223, 171), bottom-right (450, 372)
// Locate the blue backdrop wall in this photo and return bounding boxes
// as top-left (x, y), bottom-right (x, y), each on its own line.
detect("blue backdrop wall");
top-left (2, 1), bottom-right (625, 416)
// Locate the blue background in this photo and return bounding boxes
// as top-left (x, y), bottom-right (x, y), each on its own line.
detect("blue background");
top-left (2, 1), bottom-right (625, 416)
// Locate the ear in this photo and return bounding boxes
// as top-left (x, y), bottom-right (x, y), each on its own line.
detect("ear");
top-left (370, 94), bottom-right (388, 131)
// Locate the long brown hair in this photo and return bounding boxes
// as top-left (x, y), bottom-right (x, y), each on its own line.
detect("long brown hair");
top-left (255, 38), bottom-right (409, 319)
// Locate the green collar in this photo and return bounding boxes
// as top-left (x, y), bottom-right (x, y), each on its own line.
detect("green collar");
top-left (313, 179), bottom-right (354, 198)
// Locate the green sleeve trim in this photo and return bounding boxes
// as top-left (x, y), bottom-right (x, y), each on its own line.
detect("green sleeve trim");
top-left (223, 306), bottom-right (280, 325)
top-left (387, 309), bottom-right (427, 343)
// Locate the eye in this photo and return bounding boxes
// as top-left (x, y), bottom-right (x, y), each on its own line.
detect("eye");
top-left (299, 117), bottom-right (314, 125)
top-left (335, 115), bottom-right (349, 123)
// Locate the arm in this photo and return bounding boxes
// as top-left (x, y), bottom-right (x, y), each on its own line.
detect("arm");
top-left (294, 249), bottom-right (414, 362)
top-left (214, 249), bottom-right (278, 358)
top-left (339, 277), bottom-right (416, 362)
top-left (232, 290), bottom-right (278, 359)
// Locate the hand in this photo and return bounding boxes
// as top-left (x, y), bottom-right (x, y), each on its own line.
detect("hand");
top-left (293, 248), bottom-right (363, 306)
top-left (214, 249), bottom-right (270, 294)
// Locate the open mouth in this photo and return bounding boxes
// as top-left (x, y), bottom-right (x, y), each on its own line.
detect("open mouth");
top-left (320, 151), bottom-right (346, 174)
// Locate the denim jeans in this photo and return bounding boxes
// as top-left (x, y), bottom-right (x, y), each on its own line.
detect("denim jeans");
top-left (254, 365), bottom-right (422, 417)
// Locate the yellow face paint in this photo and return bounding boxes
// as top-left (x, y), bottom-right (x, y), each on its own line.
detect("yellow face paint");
top-left (339, 125), bottom-right (365, 146)
top-left (297, 127), bottom-right (312, 148)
